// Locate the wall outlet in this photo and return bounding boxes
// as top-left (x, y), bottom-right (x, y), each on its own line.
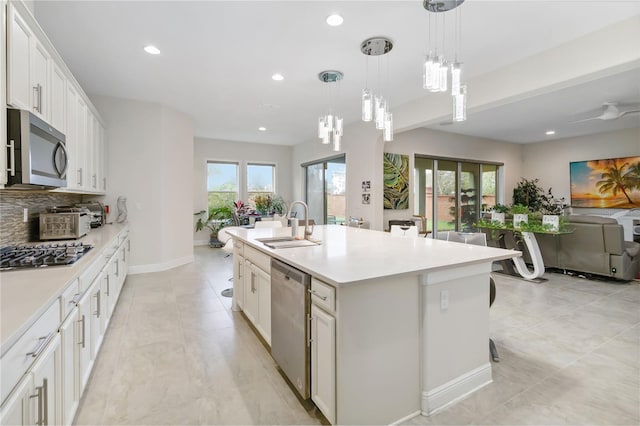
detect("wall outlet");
top-left (440, 290), bottom-right (449, 310)
top-left (23, 208), bottom-right (29, 222)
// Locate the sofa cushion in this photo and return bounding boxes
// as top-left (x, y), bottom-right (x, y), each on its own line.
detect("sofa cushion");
top-left (567, 215), bottom-right (618, 225)
top-left (624, 241), bottom-right (640, 258)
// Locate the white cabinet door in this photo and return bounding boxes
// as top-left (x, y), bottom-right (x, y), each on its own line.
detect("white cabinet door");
top-left (64, 84), bottom-right (80, 190)
top-left (30, 334), bottom-right (61, 426)
top-left (90, 279), bottom-right (103, 359)
top-left (29, 38), bottom-right (50, 121)
top-left (7, 5), bottom-right (31, 110)
top-left (50, 62), bottom-right (66, 132)
top-left (76, 97), bottom-right (87, 190)
top-left (233, 254), bottom-right (244, 309)
top-left (311, 304), bottom-right (336, 425)
top-left (85, 111), bottom-right (95, 191)
top-left (59, 309), bottom-right (79, 426)
top-left (0, 374), bottom-right (32, 426)
top-left (77, 289), bottom-right (92, 395)
top-left (98, 123), bottom-right (106, 192)
top-left (243, 260), bottom-right (260, 326)
top-left (255, 265), bottom-right (271, 345)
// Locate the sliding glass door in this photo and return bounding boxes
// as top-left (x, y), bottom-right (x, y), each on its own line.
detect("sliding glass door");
top-left (304, 156), bottom-right (346, 225)
top-left (415, 156), bottom-right (501, 234)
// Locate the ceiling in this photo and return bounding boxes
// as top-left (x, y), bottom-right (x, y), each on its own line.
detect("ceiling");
top-left (33, 1), bottom-right (640, 146)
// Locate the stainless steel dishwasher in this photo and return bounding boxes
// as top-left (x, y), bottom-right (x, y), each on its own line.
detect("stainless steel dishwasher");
top-left (270, 258), bottom-right (311, 399)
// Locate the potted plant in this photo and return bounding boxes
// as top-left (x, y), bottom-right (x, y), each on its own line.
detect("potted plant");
top-left (195, 206), bottom-right (233, 248)
top-left (511, 204), bottom-right (530, 229)
top-left (490, 203), bottom-right (509, 225)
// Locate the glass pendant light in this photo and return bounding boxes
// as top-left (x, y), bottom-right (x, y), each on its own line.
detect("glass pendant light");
top-left (361, 37), bottom-right (394, 141)
top-left (453, 85), bottom-right (467, 122)
top-left (362, 89), bottom-right (373, 122)
top-left (383, 112), bottom-right (393, 142)
top-left (450, 62), bottom-right (461, 96)
top-left (375, 97), bottom-right (386, 130)
top-left (317, 70), bottom-right (344, 148)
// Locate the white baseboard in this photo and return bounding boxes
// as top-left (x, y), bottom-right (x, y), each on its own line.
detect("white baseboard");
top-left (421, 363), bottom-right (492, 416)
top-left (389, 410), bottom-right (422, 425)
top-left (194, 239), bottom-right (209, 247)
top-left (128, 254), bottom-right (194, 274)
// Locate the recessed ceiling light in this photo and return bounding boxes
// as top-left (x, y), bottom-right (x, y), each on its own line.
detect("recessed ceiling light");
top-left (326, 14), bottom-right (344, 26)
top-left (258, 127), bottom-right (267, 132)
top-left (143, 45), bottom-right (161, 55)
top-left (545, 130), bottom-right (556, 135)
top-left (272, 73), bottom-right (284, 81)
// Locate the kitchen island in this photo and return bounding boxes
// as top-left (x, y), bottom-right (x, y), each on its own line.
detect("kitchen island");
top-left (226, 225), bottom-right (520, 425)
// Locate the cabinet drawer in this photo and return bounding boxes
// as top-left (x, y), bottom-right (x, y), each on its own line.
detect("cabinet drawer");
top-left (244, 245), bottom-right (270, 273)
top-left (0, 300), bottom-right (60, 404)
top-left (311, 278), bottom-right (335, 313)
top-left (60, 278), bottom-right (80, 320)
top-left (79, 254), bottom-right (107, 293)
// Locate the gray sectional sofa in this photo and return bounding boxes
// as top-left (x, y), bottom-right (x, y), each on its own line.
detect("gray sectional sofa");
top-left (536, 215), bottom-right (640, 281)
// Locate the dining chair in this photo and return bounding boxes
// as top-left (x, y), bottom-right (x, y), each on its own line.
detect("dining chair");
top-left (390, 224), bottom-right (419, 237)
top-left (446, 231), bottom-right (500, 362)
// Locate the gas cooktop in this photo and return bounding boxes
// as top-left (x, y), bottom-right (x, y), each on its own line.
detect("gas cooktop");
top-left (0, 242), bottom-right (93, 271)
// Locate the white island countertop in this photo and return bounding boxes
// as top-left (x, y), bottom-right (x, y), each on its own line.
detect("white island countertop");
top-left (226, 225), bottom-right (520, 286)
top-left (0, 223), bottom-right (128, 356)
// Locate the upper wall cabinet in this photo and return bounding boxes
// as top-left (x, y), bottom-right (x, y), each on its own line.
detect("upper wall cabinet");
top-left (4, 1), bottom-right (106, 194)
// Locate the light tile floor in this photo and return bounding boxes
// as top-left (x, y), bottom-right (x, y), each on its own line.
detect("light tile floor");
top-left (75, 247), bottom-right (640, 425)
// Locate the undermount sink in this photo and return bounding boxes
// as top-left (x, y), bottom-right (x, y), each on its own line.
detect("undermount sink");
top-left (255, 237), bottom-right (321, 249)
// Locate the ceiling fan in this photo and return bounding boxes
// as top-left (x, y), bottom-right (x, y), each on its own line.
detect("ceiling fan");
top-left (570, 102), bottom-right (640, 123)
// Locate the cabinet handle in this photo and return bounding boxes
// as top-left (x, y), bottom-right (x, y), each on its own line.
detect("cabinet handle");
top-left (6, 140), bottom-right (15, 176)
top-left (68, 293), bottom-right (81, 305)
top-left (92, 174), bottom-right (96, 188)
top-left (307, 313), bottom-right (313, 347)
top-left (42, 378), bottom-right (48, 426)
top-left (78, 168), bottom-right (83, 186)
top-left (94, 290), bottom-right (101, 318)
top-left (127, 239), bottom-right (131, 252)
top-left (105, 275), bottom-right (110, 296)
top-left (30, 384), bottom-right (43, 426)
top-left (103, 177), bottom-right (106, 191)
top-left (78, 315), bottom-right (86, 348)
top-left (33, 84), bottom-right (41, 113)
top-left (38, 84), bottom-right (43, 115)
top-left (308, 289), bottom-right (328, 301)
top-left (26, 335), bottom-right (50, 358)
top-left (115, 259), bottom-right (120, 277)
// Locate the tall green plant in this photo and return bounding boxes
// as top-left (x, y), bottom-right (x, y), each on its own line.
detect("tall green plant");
top-left (512, 178), bottom-right (546, 212)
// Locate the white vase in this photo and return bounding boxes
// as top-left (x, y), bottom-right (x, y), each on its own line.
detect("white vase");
top-left (491, 212), bottom-right (505, 224)
top-left (542, 214), bottom-right (560, 231)
top-left (513, 214), bottom-right (528, 229)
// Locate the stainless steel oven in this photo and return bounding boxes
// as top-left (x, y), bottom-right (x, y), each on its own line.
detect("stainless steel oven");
top-left (6, 108), bottom-right (68, 188)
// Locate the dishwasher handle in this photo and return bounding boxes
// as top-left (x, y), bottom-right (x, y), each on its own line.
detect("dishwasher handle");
top-left (271, 258), bottom-right (310, 285)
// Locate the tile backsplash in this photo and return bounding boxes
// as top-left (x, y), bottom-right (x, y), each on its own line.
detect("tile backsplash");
top-left (0, 190), bottom-right (84, 245)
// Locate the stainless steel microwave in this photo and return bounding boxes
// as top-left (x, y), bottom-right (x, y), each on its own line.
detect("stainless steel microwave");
top-left (6, 109), bottom-right (68, 188)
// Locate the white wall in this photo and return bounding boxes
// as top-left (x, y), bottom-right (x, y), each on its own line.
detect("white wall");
top-left (193, 137), bottom-right (292, 244)
top-left (292, 121), bottom-right (385, 230)
top-left (382, 128), bottom-right (524, 228)
top-left (292, 124), bottom-right (523, 231)
top-left (521, 127), bottom-right (640, 214)
top-left (91, 95), bottom-right (194, 272)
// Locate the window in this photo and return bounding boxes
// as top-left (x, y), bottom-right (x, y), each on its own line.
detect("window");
top-left (207, 161), bottom-right (238, 211)
top-left (247, 163), bottom-right (275, 206)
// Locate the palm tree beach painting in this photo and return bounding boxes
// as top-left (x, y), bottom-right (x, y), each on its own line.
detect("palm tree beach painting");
top-left (570, 156), bottom-right (640, 208)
